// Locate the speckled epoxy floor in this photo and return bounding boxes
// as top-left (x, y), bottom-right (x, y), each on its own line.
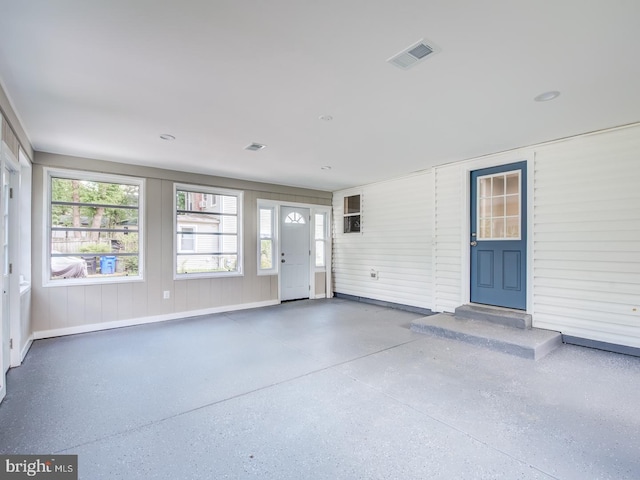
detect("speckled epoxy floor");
top-left (1, 298), bottom-right (639, 479)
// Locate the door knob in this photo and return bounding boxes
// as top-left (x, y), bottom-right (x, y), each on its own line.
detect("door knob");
top-left (281, 259), bottom-right (286, 263)
top-left (470, 241), bottom-right (478, 247)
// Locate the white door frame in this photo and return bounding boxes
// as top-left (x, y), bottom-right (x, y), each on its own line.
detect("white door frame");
top-left (0, 142), bottom-right (19, 404)
top-left (257, 199), bottom-right (332, 302)
top-left (6, 164), bottom-right (19, 366)
top-left (459, 151), bottom-right (535, 314)
top-left (280, 205), bottom-right (311, 301)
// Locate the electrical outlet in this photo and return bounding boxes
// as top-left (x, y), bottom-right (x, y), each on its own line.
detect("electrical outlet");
top-left (370, 269), bottom-right (378, 280)
top-left (163, 290), bottom-right (170, 299)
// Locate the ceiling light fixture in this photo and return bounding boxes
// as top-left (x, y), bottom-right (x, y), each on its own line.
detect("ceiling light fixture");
top-left (159, 134), bottom-right (175, 141)
top-left (534, 91), bottom-right (561, 102)
top-left (245, 142), bottom-right (266, 151)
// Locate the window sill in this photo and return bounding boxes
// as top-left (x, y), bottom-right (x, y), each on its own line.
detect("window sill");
top-left (44, 275), bottom-right (144, 287)
top-left (257, 270), bottom-right (278, 276)
top-left (175, 271), bottom-right (244, 280)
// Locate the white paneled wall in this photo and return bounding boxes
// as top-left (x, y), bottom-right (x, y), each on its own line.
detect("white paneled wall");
top-left (532, 127), bottom-right (640, 347)
top-left (333, 172), bottom-right (433, 309)
top-left (31, 153), bottom-right (332, 338)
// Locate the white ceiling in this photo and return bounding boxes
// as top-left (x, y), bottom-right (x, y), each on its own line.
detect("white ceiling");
top-left (0, 1), bottom-right (639, 191)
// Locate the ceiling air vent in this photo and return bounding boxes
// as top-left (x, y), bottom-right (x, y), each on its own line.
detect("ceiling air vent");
top-left (387, 39), bottom-right (438, 69)
top-left (244, 142), bottom-right (266, 151)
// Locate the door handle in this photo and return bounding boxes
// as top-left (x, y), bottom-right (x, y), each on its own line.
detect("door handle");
top-left (470, 241), bottom-right (478, 247)
top-left (281, 259), bottom-right (286, 263)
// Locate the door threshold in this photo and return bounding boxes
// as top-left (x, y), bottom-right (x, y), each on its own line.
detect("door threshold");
top-left (468, 302), bottom-right (526, 313)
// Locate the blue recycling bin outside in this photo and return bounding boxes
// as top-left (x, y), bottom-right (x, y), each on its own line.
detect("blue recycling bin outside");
top-left (100, 256), bottom-right (117, 274)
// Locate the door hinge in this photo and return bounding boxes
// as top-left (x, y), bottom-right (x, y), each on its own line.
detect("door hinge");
top-left (9, 263), bottom-right (12, 274)
top-left (9, 338), bottom-right (13, 349)
top-left (9, 188), bottom-right (13, 199)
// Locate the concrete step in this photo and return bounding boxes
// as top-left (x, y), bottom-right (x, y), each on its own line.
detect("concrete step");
top-left (455, 304), bottom-right (532, 329)
top-left (410, 313), bottom-right (562, 360)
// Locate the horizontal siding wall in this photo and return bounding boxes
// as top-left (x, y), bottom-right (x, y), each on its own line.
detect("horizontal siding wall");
top-left (433, 163), bottom-right (463, 313)
top-left (532, 126), bottom-right (640, 347)
top-left (332, 172), bottom-right (433, 309)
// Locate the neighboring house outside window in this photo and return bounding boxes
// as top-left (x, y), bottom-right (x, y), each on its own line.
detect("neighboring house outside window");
top-left (258, 205), bottom-right (276, 274)
top-left (175, 185), bottom-right (243, 277)
top-left (178, 226), bottom-right (196, 252)
top-left (45, 168), bottom-right (143, 284)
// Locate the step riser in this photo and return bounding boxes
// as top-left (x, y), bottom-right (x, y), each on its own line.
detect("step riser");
top-left (411, 322), bottom-right (562, 360)
top-left (410, 313), bottom-right (562, 360)
top-left (455, 305), bottom-right (532, 329)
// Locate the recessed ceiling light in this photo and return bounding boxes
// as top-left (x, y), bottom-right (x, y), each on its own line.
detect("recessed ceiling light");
top-left (159, 134), bottom-right (175, 141)
top-left (321, 165), bottom-right (332, 170)
top-left (319, 115), bottom-right (333, 121)
top-left (534, 91), bottom-right (561, 102)
top-left (245, 142), bottom-right (266, 151)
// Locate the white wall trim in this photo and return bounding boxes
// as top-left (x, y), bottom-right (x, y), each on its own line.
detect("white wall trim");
top-left (429, 170), bottom-right (437, 311)
top-left (526, 152), bottom-right (536, 316)
top-left (20, 335), bottom-right (33, 363)
top-left (460, 165), bottom-right (471, 306)
top-left (32, 299), bottom-right (280, 340)
top-left (458, 149), bottom-right (534, 312)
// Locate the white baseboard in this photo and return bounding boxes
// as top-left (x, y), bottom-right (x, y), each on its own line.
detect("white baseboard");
top-left (9, 335), bottom-right (34, 368)
top-left (33, 299), bottom-right (280, 340)
top-left (20, 336), bottom-right (33, 363)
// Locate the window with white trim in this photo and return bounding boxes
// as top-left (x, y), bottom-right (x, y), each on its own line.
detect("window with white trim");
top-left (45, 169), bottom-right (143, 284)
top-left (343, 194), bottom-right (361, 233)
top-left (175, 185), bottom-right (243, 276)
top-left (315, 212), bottom-right (327, 268)
top-left (258, 205), bottom-right (275, 273)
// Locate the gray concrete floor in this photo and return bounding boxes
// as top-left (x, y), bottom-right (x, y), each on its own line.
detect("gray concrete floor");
top-left (1, 298), bottom-right (639, 479)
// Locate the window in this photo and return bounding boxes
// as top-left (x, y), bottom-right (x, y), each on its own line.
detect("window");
top-left (178, 226), bottom-right (196, 252)
top-left (315, 213), bottom-right (327, 268)
top-left (343, 194), bottom-right (361, 233)
top-left (477, 171), bottom-right (521, 240)
top-left (175, 185), bottom-right (243, 277)
top-left (46, 169), bottom-right (143, 284)
top-left (258, 205), bottom-right (275, 273)
top-left (285, 212), bottom-right (306, 224)
top-left (3, 167), bottom-right (10, 277)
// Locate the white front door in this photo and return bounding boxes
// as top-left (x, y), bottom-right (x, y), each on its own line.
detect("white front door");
top-left (280, 206), bottom-right (310, 301)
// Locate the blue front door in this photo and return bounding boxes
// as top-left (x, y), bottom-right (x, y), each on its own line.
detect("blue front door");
top-left (470, 162), bottom-right (527, 310)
